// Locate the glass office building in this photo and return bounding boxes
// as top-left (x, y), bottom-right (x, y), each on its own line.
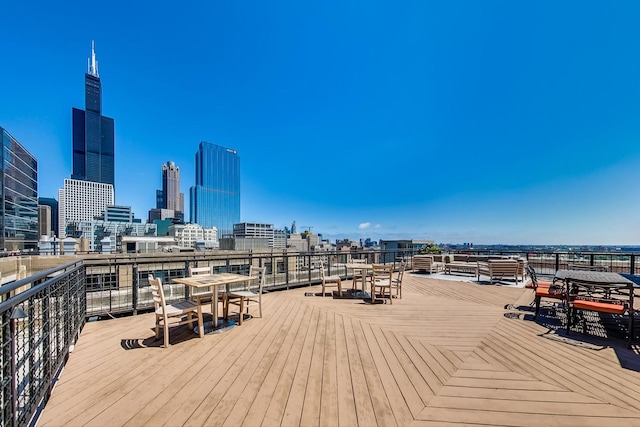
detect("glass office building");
top-left (0, 127), bottom-right (39, 251)
top-left (190, 142), bottom-right (240, 237)
top-left (71, 42), bottom-right (115, 187)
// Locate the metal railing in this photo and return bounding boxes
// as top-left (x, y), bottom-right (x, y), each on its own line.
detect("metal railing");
top-left (0, 260), bottom-right (85, 427)
top-left (82, 249), bottom-right (412, 317)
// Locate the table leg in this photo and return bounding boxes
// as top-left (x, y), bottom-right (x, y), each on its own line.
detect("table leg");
top-left (213, 285), bottom-right (219, 327)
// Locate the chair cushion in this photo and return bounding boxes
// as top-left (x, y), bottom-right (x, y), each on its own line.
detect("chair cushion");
top-left (527, 280), bottom-right (552, 289)
top-left (573, 299), bottom-right (626, 314)
top-left (536, 287), bottom-right (564, 298)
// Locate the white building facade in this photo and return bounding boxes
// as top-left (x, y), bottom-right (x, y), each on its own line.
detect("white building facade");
top-left (58, 178), bottom-right (114, 238)
top-left (168, 224), bottom-right (218, 249)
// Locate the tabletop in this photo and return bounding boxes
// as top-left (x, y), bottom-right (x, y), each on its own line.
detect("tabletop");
top-left (345, 263), bottom-right (374, 269)
top-left (173, 273), bottom-right (254, 289)
top-left (555, 269), bottom-right (637, 287)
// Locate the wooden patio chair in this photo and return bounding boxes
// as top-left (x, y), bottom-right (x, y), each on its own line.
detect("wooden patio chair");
top-left (319, 261), bottom-right (342, 296)
top-left (525, 264), bottom-right (564, 318)
top-left (148, 275), bottom-right (204, 348)
top-left (188, 265), bottom-right (221, 315)
top-left (391, 261), bottom-right (406, 299)
top-left (225, 266), bottom-right (265, 325)
top-left (371, 264), bottom-right (394, 304)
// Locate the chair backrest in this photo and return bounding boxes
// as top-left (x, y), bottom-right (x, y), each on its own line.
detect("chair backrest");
top-left (372, 264), bottom-right (393, 283)
top-left (525, 264), bottom-right (539, 289)
top-left (251, 266), bottom-right (266, 293)
top-left (189, 266), bottom-right (212, 276)
top-left (395, 261), bottom-right (406, 283)
top-left (148, 275), bottom-right (167, 312)
top-left (318, 260), bottom-right (327, 280)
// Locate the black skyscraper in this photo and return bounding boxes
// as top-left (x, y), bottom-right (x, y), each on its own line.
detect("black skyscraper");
top-left (72, 41), bottom-right (115, 187)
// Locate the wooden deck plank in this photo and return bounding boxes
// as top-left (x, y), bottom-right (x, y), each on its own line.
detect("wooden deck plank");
top-left (383, 329), bottom-right (436, 406)
top-left (416, 407), bottom-right (640, 427)
top-left (261, 302), bottom-right (318, 426)
top-left (298, 308), bottom-right (327, 426)
top-left (280, 304), bottom-right (321, 426)
top-left (238, 301), bottom-right (308, 427)
top-left (428, 395), bottom-right (640, 417)
top-left (333, 313), bottom-right (358, 427)
top-left (352, 318), bottom-right (397, 426)
top-left (342, 315), bottom-right (377, 426)
top-left (363, 322), bottom-right (416, 424)
top-left (218, 299), bottom-right (305, 427)
top-left (319, 311), bottom-right (339, 427)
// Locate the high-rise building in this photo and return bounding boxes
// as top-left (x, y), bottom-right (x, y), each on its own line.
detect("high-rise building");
top-left (232, 222), bottom-right (287, 249)
top-left (38, 197), bottom-right (59, 237)
top-left (58, 178), bottom-right (114, 238)
top-left (71, 41), bottom-right (115, 187)
top-left (156, 161), bottom-right (184, 213)
top-left (0, 127), bottom-right (39, 251)
top-left (190, 142), bottom-right (240, 236)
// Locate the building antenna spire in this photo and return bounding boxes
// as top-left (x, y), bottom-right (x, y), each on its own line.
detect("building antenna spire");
top-left (88, 40), bottom-right (99, 77)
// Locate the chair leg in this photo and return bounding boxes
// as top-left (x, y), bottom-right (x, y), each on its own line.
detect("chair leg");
top-left (197, 306), bottom-right (204, 338)
top-left (155, 316), bottom-right (160, 339)
top-left (163, 315), bottom-right (170, 348)
top-left (239, 298), bottom-right (245, 325)
top-left (534, 296), bottom-right (541, 318)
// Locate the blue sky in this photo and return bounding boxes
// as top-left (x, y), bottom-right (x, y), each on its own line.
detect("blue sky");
top-left (2, 1), bottom-right (640, 245)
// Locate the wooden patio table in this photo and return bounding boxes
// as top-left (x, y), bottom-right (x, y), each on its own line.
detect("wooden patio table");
top-left (555, 269), bottom-right (640, 347)
top-left (173, 273), bottom-right (255, 333)
top-left (345, 263), bottom-right (373, 297)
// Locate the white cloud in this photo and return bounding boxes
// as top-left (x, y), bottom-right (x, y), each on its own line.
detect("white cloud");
top-left (358, 222), bottom-right (371, 230)
top-left (374, 224), bottom-right (381, 229)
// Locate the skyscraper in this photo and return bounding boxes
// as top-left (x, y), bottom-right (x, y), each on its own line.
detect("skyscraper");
top-left (190, 142), bottom-right (240, 236)
top-left (58, 178), bottom-right (114, 238)
top-left (156, 161), bottom-right (184, 214)
top-left (72, 41), bottom-right (115, 187)
top-left (0, 127), bottom-right (39, 251)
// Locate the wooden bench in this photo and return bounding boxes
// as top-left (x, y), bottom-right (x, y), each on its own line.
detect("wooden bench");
top-left (444, 261), bottom-right (478, 275)
top-left (413, 255), bottom-right (444, 274)
top-left (477, 260), bottom-right (519, 284)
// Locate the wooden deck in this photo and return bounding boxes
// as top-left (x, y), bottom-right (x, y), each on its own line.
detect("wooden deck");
top-left (39, 273), bottom-right (640, 426)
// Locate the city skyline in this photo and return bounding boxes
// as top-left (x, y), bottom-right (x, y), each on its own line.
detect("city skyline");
top-left (2, 2), bottom-right (640, 245)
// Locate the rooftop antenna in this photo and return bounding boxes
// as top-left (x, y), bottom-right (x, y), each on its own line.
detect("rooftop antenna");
top-left (87, 40), bottom-right (99, 77)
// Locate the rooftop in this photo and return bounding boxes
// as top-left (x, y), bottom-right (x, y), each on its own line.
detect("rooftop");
top-left (38, 273), bottom-right (640, 426)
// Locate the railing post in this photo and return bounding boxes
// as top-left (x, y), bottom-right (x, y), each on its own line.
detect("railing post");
top-left (10, 314), bottom-right (18, 427)
top-left (184, 261), bottom-right (191, 300)
top-left (555, 253), bottom-right (559, 273)
top-left (631, 254), bottom-right (636, 275)
top-left (132, 264), bottom-right (138, 315)
top-left (285, 251), bottom-right (290, 290)
top-left (589, 253), bottom-right (594, 267)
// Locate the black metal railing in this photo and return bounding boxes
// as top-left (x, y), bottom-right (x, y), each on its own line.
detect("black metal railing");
top-left (82, 249), bottom-right (414, 317)
top-left (0, 260), bottom-right (85, 427)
